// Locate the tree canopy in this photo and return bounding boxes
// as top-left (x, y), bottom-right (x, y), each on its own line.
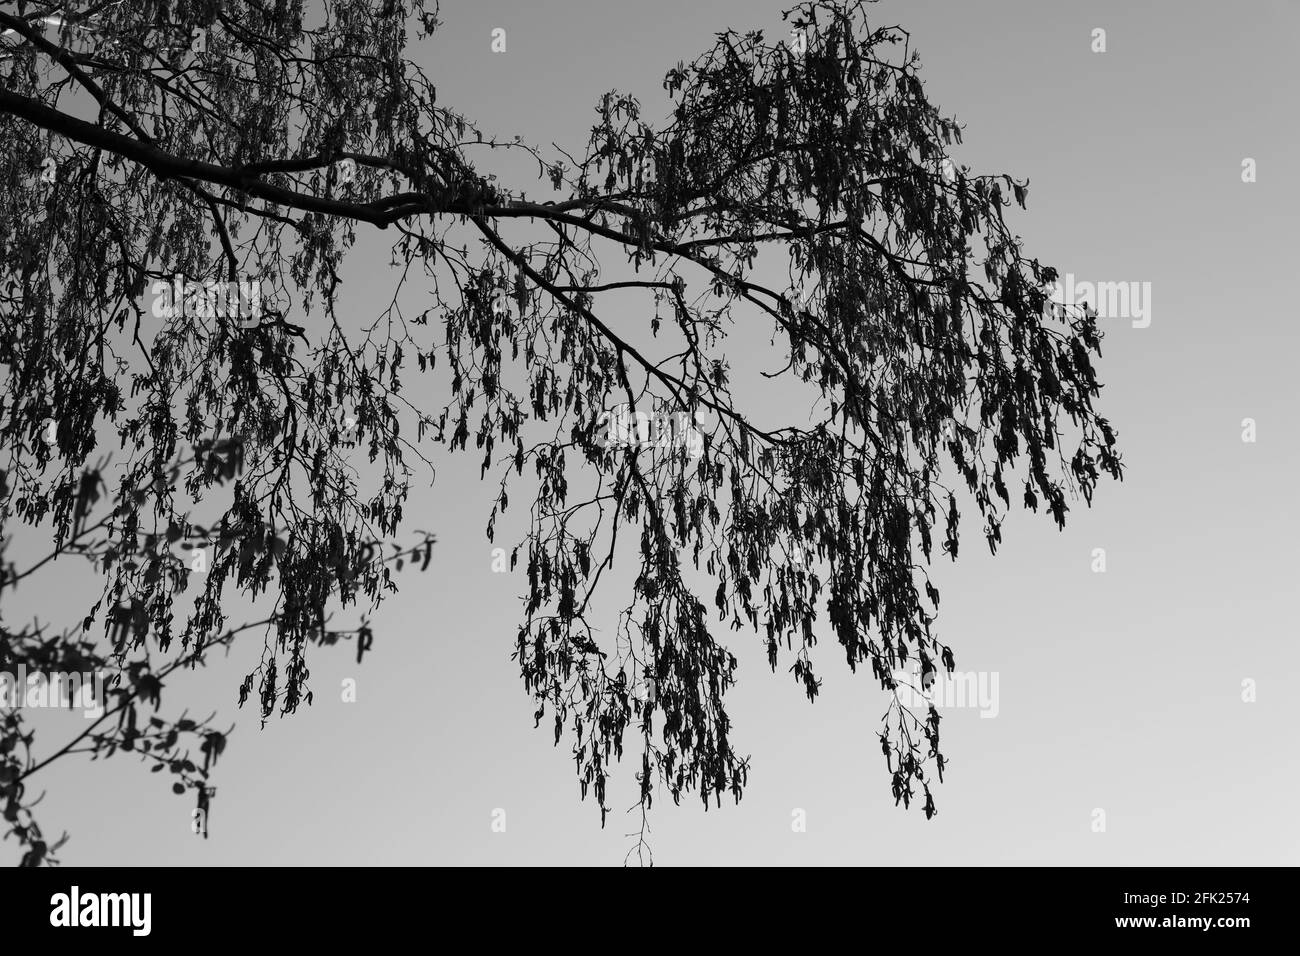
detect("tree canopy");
top-left (0, 0), bottom-right (1122, 864)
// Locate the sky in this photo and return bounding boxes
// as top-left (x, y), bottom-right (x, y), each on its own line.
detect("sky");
top-left (5, 0), bottom-right (1299, 866)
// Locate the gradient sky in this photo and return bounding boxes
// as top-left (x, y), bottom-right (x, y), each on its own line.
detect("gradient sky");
top-left (6, 0), bottom-right (1298, 866)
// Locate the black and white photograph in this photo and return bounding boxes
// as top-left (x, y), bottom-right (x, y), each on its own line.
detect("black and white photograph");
top-left (0, 0), bottom-right (1291, 936)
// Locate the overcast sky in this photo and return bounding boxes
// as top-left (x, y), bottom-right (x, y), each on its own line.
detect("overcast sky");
top-left (8, 0), bottom-right (1298, 866)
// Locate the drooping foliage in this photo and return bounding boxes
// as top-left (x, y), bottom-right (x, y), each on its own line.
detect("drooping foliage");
top-left (0, 0), bottom-right (1120, 864)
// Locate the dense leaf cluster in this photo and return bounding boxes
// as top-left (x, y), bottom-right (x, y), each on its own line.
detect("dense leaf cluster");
top-left (0, 0), bottom-right (1120, 862)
